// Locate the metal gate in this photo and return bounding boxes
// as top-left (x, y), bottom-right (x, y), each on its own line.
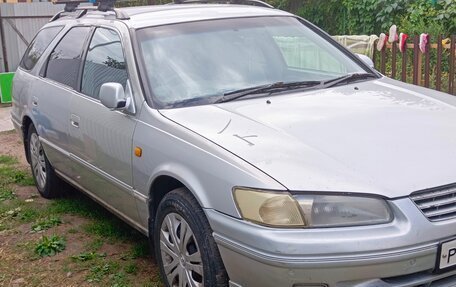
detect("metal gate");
top-left (0, 2), bottom-right (63, 72)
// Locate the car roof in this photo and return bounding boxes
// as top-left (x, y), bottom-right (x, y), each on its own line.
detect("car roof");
top-left (50, 4), bottom-right (293, 29)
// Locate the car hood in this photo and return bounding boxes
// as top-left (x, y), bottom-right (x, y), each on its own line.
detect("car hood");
top-left (160, 77), bottom-right (456, 198)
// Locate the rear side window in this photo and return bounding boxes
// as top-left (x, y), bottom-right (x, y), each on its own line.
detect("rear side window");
top-left (45, 27), bottom-right (91, 89)
top-left (81, 28), bottom-right (128, 99)
top-left (20, 26), bottom-right (63, 71)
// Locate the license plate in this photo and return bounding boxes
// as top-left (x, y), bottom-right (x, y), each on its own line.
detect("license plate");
top-left (438, 238), bottom-right (456, 271)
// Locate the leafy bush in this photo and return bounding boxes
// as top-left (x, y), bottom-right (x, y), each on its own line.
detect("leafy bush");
top-left (400, 0), bottom-right (456, 35)
top-left (266, 0), bottom-right (455, 35)
top-left (35, 235), bottom-right (66, 257)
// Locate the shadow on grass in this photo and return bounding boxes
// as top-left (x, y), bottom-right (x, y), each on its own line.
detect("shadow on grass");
top-left (48, 190), bottom-right (150, 255)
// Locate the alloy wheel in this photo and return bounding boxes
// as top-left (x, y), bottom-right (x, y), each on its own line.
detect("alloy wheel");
top-left (160, 213), bottom-right (204, 287)
top-left (30, 133), bottom-right (46, 189)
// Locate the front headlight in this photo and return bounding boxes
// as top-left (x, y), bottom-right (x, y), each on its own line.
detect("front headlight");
top-left (233, 188), bottom-right (393, 228)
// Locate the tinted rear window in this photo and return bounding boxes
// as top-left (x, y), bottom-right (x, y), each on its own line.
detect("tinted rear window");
top-left (20, 26), bottom-right (63, 71)
top-left (45, 27), bottom-right (91, 89)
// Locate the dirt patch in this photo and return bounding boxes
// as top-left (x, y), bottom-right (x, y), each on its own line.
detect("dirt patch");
top-left (0, 131), bottom-right (162, 287)
top-left (0, 130), bottom-right (28, 168)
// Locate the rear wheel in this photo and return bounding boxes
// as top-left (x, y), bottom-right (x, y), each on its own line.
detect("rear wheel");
top-left (154, 187), bottom-right (228, 287)
top-left (28, 125), bottom-right (62, 198)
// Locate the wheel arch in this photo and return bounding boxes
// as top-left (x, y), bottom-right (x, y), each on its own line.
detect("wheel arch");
top-left (147, 168), bottom-right (209, 235)
top-left (148, 175), bottom-right (184, 226)
top-left (22, 115), bottom-right (35, 163)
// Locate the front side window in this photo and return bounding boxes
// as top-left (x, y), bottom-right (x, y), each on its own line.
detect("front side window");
top-left (20, 26), bottom-right (63, 71)
top-left (81, 28), bottom-right (128, 100)
top-left (45, 27), bottom-right (91, 89)
top-left (137, 17), bottom-right (369, 108)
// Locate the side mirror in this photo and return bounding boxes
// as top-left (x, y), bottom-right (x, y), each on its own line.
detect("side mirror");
top-left (356, 53), bottom-right (375, 69)
top-left (99, 83), bottom-right (126, 110)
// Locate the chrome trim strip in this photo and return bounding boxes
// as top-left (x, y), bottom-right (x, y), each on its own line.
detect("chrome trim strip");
top-left (213, 232), bottom-right (436, 267)
top-left (11, 116), bottom-right (21, 128)
top-left (376, 270), bottom-right (456, 287)
top-left (55, 170), bottom-right (148, 235)
top-left (229, 281), bottom-right (243, 287)
top-left (68, 153), bottom-right (133, 192)
top-left (39, 136), bottom-right (71, 157)
top-left (133, 189), bottom-right (148, 203)
top-left (41, 136), bottom-right (138, 200)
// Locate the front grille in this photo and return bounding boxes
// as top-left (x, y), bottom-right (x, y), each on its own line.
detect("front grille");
top-left (382, 270), bottom-right (456, 287)
top-left (410, 184), bottom-right (456, 222)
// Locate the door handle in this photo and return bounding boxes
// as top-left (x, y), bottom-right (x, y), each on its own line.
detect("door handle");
top-left (32, 96), bottom-right (38, 107)
top-left (71, 120), bottom-right (79, 128)
top-left (70, 114), bottom-right (80, 128)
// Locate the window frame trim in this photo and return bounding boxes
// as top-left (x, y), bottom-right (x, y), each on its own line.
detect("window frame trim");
top-left (77, 25), bottom-right (131, 101)
top-left (19, 25), bottom-right (65, 72)
top-left (41, 24), bottom-right (94, 91)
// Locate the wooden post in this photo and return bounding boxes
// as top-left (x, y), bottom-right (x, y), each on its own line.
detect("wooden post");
top-left (0, 16), bottom-right (9, 72)
top-left (381, 46), bottom-right (387, 75)
top-left (449, 34), bottom-right (455, 95)
top-left (401, 43), bottom-right (407, 82)
top-left (391, 42), bottom-right (397, 79)
top-left (424, 36), bottom-right (430, 88)
top-left (436, 35), bottom-right (443, 91)
top-left (413, 36), bottom-right (420, 85)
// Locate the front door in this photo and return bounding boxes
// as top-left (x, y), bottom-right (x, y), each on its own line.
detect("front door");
top-left (68, 27), bottom-right (139, 224)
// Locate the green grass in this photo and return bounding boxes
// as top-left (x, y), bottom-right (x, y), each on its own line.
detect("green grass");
top-left (124, 263), bottom-right (138, 275)
top-left (87, 261), bottom-right (120, 283)
top-left (31, 216), bottom-right (62, 232)
top-left (111, 271), bottom-right (129, 287)
top-left (19, 206), bottom-right (41, 222)
top-left (12, 170), bottom-right (35, 186)
top-left (0, 199), bottom-right (48, 231)
top-left (130, 240), bottom-right (150, 259)
top-left (84, 260), bottom-right (132, 286)
top-left (0, 156), bottom-right (34, 187)
top-left (47, 197), bottom-right (102, 218)
top-left (0, 186), bottom-right (15, 201)
top-left (141, 276), bottom-right (163, 287)
top-left (83, 219), bottom-right (140, 242)
top-left (48, 193), bottom-right (145, 243)
top-left (34, 235), bottom-right (66, 257)
top-left (67, 228), bottom-right (78, 234)
top-left (0, 155), bottom-right (18, 165)
top-left (0, 147), bottom-right (162, 286)
top-left (84, 238), bottom-right (104, 252)
top-left (71, 251), bottom-right (106, 262)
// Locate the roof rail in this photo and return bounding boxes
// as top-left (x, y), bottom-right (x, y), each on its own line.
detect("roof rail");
top-left (172, 0), bottom-right (274, 8)
top-left (50, 0), bottom-right (129, 22)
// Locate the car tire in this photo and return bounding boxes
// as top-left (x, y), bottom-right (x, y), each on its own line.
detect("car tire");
top-left (27, 124), bottom-right (62, 199)
top-left (154, 187), bottom-right (229, 287)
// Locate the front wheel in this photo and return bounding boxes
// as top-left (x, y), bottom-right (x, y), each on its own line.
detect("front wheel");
top-left (28, 125), bottom-right (62, 198)
top-left (154, 187), bottom-right (228, 287)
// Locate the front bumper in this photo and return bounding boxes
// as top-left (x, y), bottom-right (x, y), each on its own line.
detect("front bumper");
top-left (205, 198), bottom-right (456, 287)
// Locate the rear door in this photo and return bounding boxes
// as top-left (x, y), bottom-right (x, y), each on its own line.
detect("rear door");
top-left (35, 26), bottom-right (92, 177)
top-left (67, 26), bottom-right (140, 224)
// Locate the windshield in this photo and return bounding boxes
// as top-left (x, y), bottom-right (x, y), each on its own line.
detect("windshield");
top-left (136, 16), bottom-right (370, 108)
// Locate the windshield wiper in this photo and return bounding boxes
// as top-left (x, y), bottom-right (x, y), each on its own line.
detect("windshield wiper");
top-left (215, 80), bottom-right (322, 103)
top-left (322, 73), bottom-right (377, 89)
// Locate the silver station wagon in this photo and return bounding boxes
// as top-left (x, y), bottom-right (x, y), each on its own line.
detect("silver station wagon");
top-left (11, 0), bottom-right (456, 286)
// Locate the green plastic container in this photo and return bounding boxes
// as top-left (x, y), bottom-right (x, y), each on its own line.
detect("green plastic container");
top-left (0, 72), bottom-right (14, 104)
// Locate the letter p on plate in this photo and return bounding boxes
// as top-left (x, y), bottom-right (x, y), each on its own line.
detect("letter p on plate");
top-left (439, 239), bottom-right (456, 270)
